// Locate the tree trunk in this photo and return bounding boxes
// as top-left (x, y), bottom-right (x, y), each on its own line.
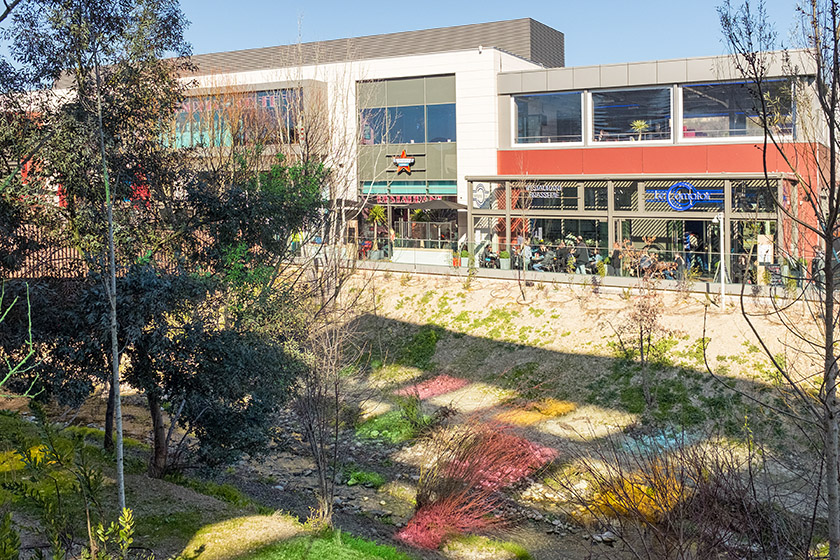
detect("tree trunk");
top-left (147, 392), bottom-right (168, 478)
top-left (93, 43), bottom-right (125, 511)
top-left (103, 377), bottom-right (115, 452)
top-left (824, 261), bottom-right (840, 560)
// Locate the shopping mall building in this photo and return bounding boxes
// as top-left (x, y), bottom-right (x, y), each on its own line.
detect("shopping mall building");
top-left (182, 18), bottom-right (821, 282)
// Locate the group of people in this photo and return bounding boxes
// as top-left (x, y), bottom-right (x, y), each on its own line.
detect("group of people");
top-left (481, 236), bottom-right (604, 274)
top-left (479, 236), bottom-right (708, 279)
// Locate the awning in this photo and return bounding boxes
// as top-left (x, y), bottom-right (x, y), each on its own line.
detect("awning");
top-left (407, 199), bottom-right (467, 211)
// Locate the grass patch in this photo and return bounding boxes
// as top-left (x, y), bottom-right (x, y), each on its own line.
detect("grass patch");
top-left (63, 425), bottom-right (148, 450)
top-left (344, 466), bottom-right (386, 488)
top-left (244, 530), bottom-right (413, 560)
top-left (166, 474), bottom-right (273, 514)
top-left (137, 509), bottom-right (204, 542)
top-left (355, 410), bottom-right (429, 444)
top-left (442, 535), bottom-right (531, 559)
top-left (179, 514), bottom-right (302, 560)
top-left (397, 326), bottom-right (441, 371)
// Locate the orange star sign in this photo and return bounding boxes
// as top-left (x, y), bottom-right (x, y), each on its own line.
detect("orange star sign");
top-left (392, 150), bottom-right (415, 174)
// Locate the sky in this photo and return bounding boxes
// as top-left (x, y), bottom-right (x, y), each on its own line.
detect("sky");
top-left (177, 0), bottom-right (802, 67)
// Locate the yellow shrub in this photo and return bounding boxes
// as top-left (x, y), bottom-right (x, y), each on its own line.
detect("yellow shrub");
top-left (590, 468), bottom-right (688, 524)
top-left (532, 399), bottom-right (576, 417)
top-left (495, 409), bottom-right (545, 426)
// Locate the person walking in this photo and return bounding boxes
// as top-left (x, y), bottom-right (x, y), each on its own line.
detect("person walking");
top-left (610, 242), bottom-right (623, 276)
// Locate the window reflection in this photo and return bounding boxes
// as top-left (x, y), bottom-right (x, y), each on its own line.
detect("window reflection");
top-left (388, 105), bottom-right (425, 144)
top-left (514, 92), bottom-right (582, 143)
top-left (427, 104), bottom-right (456, 142)
top-left (682, 81), bottom-right (793, 138)
top-left (360, 108), bottom-right (386, 145)
top-left (592, 88), bottom-right (671, 142)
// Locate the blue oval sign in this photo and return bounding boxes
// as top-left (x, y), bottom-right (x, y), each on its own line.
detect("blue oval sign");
top-left (665, 181), bottom-right (711, 211)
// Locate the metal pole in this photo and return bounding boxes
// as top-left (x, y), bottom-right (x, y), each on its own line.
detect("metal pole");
top-left (717, 212), bottom-right (725, 311)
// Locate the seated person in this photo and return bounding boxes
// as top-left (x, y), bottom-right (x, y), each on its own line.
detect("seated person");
top-left (533, 243), bottom-right (554, 272)
top-left (482, 244), bottom-right (497, 268)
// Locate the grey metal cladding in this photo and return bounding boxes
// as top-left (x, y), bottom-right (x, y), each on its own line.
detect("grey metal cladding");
top-left (185, 18), bottom-right (564, 76)
top-left (529, 19), bottom-right (564, 68)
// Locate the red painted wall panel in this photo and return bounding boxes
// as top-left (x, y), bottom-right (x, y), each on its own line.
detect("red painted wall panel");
top-left (497, 143), bottom-right (800, 176)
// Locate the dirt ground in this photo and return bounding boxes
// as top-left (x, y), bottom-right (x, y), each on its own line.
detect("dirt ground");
top-left (3, 269), bottom-right (821, 560)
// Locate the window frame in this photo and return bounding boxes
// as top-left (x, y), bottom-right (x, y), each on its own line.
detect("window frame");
top-left (511, 91), bottom-right (585, 147)
top-left (589, 86), bottom-right (674, 145)
top-left (679, 79), bottom-right (795, 143)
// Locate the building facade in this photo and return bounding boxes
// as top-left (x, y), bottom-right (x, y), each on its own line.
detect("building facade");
top-left (179, 19), bottom-right (821, 281)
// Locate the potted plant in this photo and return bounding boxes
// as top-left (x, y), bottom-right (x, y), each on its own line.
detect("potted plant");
top-left (630, 119), bottom-right (650, 141)
top-left (460, 249), bottom-right (471, 269)
top-left (366, 205), bottom-right (386, 260)
top-left (499, 250), bottom-right (511, 270)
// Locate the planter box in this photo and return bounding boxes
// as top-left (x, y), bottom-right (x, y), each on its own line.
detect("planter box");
top-left (499, 258), bottom-right (511, 270)
top-left (369, 250), bottom-right (383, 261)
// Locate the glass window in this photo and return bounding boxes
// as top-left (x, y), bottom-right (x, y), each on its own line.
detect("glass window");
top-left (531, 219), bottom-right (607, 252)
top-left (515, 92), bottom-right (582, 143)
top-left (360, 108), bottom-right (386, 145)
top-left (682, 80), bottom-right (793, 138)
top-left (584, 186), bottom-right (608, 210)
top-left (732, 180), bottom-right (775, 213)
top-left (426, 104), bottom-right (456, 143)
top-left (175, 104), bottom-right (190, 148)
top-left (592, 88), bottom-right (671, 142)
top-left (388, 105), bottom-right (425, 144)
top-left (614, 183), bottom-right (638, 211)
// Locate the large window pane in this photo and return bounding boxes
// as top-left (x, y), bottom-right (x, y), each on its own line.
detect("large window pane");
top-left (426, 103), bottom-right (456, 142)
top-left (593, 88), bottom-right (671, 142)
top-left (175, 103), bottom-right (190, 148)
top-left (682, 81), bottom-right (793, 138)
top-left (732, 180), bottom-right (775, 212)
top-left (515, 92), bottom-right (582, 143)
top-left (257, 89), bottom-right (300, 133)
top-left (360, 107), bottom-right (386, 145)
top-left (388, 105), bottom-right (425, 144)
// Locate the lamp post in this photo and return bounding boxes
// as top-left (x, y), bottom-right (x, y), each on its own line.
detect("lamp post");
top-left (713, 212), bottom-right (725, 310)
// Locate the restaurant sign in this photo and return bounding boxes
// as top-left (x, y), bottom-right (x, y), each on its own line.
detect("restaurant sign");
top-left (526, 183), bottom-right (566, 198)
top-left (375, 195), bottom-right (442, 204)
top-left (647, 182), bottom-right (724, 211)
top-left (393, 150), bottom-right (415, 175)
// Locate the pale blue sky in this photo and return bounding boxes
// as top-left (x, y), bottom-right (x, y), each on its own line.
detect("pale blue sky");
top-left (178, 0), bottom-right (801, 66)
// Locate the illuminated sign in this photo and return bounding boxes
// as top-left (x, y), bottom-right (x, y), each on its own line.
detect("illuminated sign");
top-left (375, 195), bottom-right (442, 204)
top-left (392, 150), bottom-right (415, 174)
top-left (647, 182), bottom-right (724, 211)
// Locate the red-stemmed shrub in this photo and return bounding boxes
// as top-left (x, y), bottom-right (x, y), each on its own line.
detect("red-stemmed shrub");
top-left (397, 421), bottom-right (556, 549)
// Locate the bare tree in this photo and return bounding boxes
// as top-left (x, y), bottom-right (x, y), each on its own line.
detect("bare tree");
top-left (0, 0), bottom-right (22, 24)
top-left (718, 1), bottom-right (840, 557)
top-left (185, 45), bottom-right (386, 526)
